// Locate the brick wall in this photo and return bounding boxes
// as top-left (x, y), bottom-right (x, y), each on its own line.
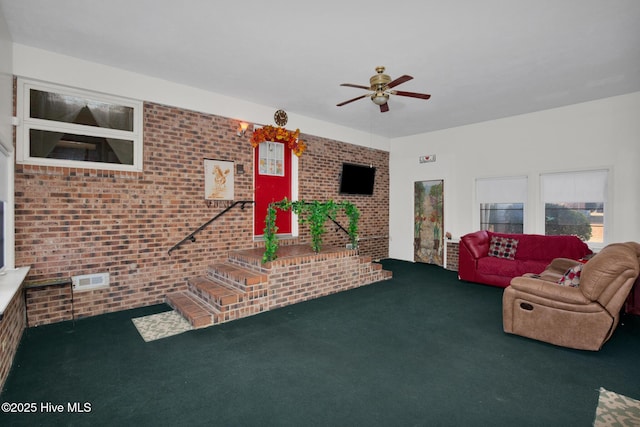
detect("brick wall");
top-left (266, 251), bottom-right (390, 310)
top-left (0, 290), bottom-right (25, 390)
top-left (446, 241), bottom-right (459, 271)
top-left (15, 102), bottom-right (390, 325)
top-left (226, 246), bottom-right (391, 313)
top-left (296, 133), bottom-right (389, 260)
top-left (24, 283), bottom-right (73, 326)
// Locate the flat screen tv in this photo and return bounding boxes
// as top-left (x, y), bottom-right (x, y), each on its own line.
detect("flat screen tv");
top-left (339, 163), bottom-right (376, 195)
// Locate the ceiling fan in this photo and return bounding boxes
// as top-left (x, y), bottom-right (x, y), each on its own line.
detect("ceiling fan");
top-left (336, 66), bottom-right (431, 112)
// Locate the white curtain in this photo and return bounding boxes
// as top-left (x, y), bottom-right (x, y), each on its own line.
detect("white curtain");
top-left (477, 176), bottom-right (527, 228)
top-left (91, 104), bottom-right (134, 165)
top-left (29, 130), bottom-right (64, 158)
top-left (476, 176), bottom-right (528, 204)
top-left (541, 170), bottom-right (608, 203)
top-left (30, 90), bottom-right (134, 164)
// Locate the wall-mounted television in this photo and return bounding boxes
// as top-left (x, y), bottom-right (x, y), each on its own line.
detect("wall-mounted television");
top-left (339, 163), bottom-right (376, 195)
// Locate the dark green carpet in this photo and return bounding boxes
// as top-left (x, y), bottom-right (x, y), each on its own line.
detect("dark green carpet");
top-left (1, 259), bottom-right (639, 426)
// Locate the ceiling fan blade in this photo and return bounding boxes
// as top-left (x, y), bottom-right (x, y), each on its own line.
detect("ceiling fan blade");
top-left (386, 75), bottom-right (413, 89)
top-left (380, 102), bottom-right (389, 113)
top-left (391, 90), bottom-right (431, 100)
top-left (340, 83), bottom-right (371, 90)
top-left (336, 94), bottom-right (369, 107)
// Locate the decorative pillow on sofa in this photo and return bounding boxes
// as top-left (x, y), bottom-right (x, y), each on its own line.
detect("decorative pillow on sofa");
top-left (557, 264), bottom-right (582, 287)
top-left (488, 236), bottom-right (519, 260)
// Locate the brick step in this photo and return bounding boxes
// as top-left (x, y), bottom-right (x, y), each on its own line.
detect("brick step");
top-left (166, 245), bottom-right (392, 330)
top-left (188, 276), bottom-right (245, 311)
top-left (359, 255), bottom-right (373, 263)
top-left (358, 259), bottom-right (392, 277)
top-left (206, 262), bottom-right (268, 292)
top-left (226, 250), bottom-right (264, 271)
top-left (166, 291), bottom-right (218, 329)
top-left (357, 256), bottom-right (392, 276)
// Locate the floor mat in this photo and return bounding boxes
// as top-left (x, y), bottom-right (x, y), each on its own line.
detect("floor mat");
top-left (593, 387), bottom-right (640, 427)
top-left (132, 310), bottom-right (193, 342)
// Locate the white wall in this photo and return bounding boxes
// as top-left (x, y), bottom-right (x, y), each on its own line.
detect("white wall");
top-left (12, 44), bottom-right (390, 152)
top-left (0, 6), bottom-right (14, 270)
top-left (389, 92), bottom-right (640, 261)
top-left (0, 7), bottom-right (12, 152)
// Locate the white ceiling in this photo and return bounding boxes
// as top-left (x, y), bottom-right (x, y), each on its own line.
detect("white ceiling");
top-left (1, 0), bottom-right (639, 138)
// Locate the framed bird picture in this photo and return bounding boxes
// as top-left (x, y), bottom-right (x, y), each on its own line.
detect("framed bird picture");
top-left (204, 158), bottom-right (234, 200)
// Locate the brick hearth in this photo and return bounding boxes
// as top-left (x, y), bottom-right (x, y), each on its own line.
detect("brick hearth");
top-left (166, 244), bottom-right (392, 328)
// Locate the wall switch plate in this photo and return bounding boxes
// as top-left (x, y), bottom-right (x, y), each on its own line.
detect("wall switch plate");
top-left (419, 154), bottom-right (436, 163)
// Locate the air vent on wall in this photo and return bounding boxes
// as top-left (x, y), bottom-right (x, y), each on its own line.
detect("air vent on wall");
top-left (72, 272), bottom-right (109, 292)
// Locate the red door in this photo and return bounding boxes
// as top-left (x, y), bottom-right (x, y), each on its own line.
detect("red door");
top-left (254, 141), bottom-right (292, 236)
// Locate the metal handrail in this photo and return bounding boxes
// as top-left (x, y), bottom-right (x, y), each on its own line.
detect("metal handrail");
top-left (329, 217), bottom-right (350, 237)
top-left (296, 201), bottom-right (354, 237)
top-left (271, 201), bottom-right (351, 237)
top-left (168, 200), bottom-right (254, 255)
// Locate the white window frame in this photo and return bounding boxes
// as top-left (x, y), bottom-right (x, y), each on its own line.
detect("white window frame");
top-left (15, 78), bottom-right (143, 172)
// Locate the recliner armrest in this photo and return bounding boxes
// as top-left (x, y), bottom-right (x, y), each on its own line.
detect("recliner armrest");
top-left (509, 276), bottom-right (592, 305)
top-left (546, 258), bottom-right (582, 274)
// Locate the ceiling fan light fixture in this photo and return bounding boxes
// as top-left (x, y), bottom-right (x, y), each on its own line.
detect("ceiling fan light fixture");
top-left (337, 66), bottom-right (430, 112)
top-left (371, 93), bottom-right (389, 105)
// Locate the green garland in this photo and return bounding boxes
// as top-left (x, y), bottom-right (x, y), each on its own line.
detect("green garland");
top-left (262, 198), bottom-right (360, 263)
top-left (262, 203), bottom-right (280, 264)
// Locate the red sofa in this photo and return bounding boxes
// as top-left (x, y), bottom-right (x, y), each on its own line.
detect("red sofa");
top-left (458, 230), bottom-right (592, 288)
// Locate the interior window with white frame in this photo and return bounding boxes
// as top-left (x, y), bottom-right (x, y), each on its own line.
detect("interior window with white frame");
top-left (476, 176), bottom-right (527, 234)
top-left (16, 78), bottom-right (143, 171)
top-left (541, 169), bottom-right (607, 244)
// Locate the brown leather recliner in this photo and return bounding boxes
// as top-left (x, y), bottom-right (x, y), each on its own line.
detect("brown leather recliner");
top-left (502, 242), bottom-right (640, 351)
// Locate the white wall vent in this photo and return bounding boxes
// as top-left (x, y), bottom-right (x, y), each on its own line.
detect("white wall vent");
top-left (72, 272), bottom-right (110, 292)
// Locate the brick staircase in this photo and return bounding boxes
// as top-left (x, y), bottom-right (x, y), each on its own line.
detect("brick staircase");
top-left (166, 245), bottom-right (392, 329)
top-left (166, 262), bottom-right (269, 329)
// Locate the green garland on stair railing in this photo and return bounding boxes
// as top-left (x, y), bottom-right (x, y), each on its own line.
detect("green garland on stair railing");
top-left (262, 198), bottom-right (360, 263)
top-left (262, 203), bottom-right (280, 264)
top-left (342, 201), bottom-right (360, 248)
